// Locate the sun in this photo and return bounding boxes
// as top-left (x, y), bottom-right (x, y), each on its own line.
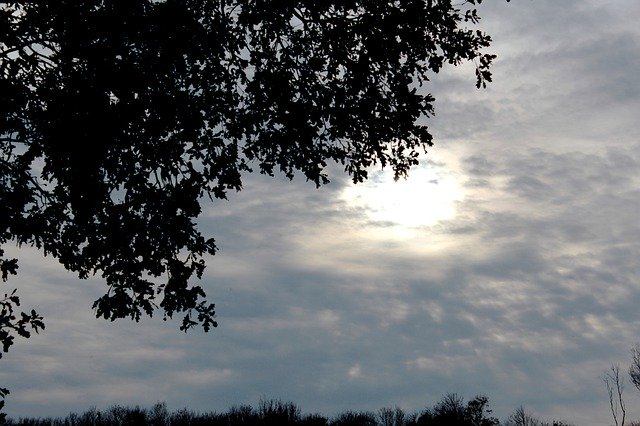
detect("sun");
top-left (340, 162), bottom-right (464, 230)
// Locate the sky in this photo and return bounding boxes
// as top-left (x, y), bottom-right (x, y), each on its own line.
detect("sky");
top-left (2, 0), bottom-right (640, 424)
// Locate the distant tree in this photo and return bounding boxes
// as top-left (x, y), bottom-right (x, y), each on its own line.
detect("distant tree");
top-left (226, 404), bottom-right (260, 426)
top-left (506, 406), bottom-right (537, 426)
top-left (417, 393), bottom-right (499, 426)
top-left (1, 0), bottom-right (510, 405)
top-left (258, 399), bottom-right (301, 426)
top-left (504, 406), bottom-right (575, 426)
top-left (331, 411), bottom-right (377, 426)
top-left (301, 413), bottom-right (330, 426)
top-left (377, 406), bottom-right (407, 426)
top-left (603, 364), bottom-right (626, 426)
top-left (465, 395), bottom-right (499, 426)
top-left (147, 402), bottom-right (170, 426)
top-left (430, 393), bottom-right (467, 424)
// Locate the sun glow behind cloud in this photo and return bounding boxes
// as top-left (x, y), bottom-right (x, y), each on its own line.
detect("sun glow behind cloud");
top-left (340, 162), bottom-right (464, 232)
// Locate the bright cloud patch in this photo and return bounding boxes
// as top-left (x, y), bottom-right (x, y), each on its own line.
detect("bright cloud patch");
top-left (340, 163), bottom-right (464, 229)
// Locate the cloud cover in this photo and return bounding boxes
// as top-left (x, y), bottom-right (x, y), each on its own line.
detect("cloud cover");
top-left (3, 1), bottom-right (640, 424)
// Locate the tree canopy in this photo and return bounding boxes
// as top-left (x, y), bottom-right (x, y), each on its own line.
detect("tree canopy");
top-left (0, 0), bottom-right (505, 353)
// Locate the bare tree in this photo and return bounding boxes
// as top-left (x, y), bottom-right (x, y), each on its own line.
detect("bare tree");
top-left (377, 407), bottom-right (406, 426)
top-left (603, 364), bottom-right (626, 426)
top-left (507, 406), bottom-right (540, 426)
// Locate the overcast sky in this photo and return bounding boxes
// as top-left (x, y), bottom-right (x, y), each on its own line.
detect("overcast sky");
top-left (3, 1), bottom-right (640, 424)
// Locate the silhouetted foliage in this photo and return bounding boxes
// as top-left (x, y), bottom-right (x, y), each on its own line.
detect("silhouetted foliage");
top-left (504, 406), bottom-right (575, 426)
top-left (331, 410), bottom-right (378, 426)
top-left (1, 0), bottom-right (505, 329)
top-left (258, 399), bottom-right (302, 425)
top-left (225, 404), bottom-right (260, 426)
top-left (0, 279), bottom-right (44, 412)
top-left (300, 414), bottom-right (330, 426)
top-left (147, 402), bottom-right (170, 426)
top-left (0, 273), bottom-right (44, 358)
top-left (1, 0), bottom-right (509, 409)
top-left (417, 393), bottom-right (499, 426)
top-left (377, 406), bottom-right (408, 426)
top-left (3, 396), bottom-right (513, 425)
top-left (505, 406), bottom-right (538, 426)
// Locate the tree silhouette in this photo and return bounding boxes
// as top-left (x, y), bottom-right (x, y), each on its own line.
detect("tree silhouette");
top-left (1, 0), bottom-right (507, 371)
top-left (603, 364), bottom-right (626, 426)
top-left (417, 393), bottom-right (499, 426)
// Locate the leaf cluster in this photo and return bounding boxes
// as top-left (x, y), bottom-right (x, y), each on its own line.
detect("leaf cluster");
top-left (0, 274), bottom-right (44, 360)
top-left (0, 269), bottom-right (44, 417)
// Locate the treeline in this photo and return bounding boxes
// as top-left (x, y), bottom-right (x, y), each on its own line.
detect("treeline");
top-left (4, 395), bottom-right (575, 426)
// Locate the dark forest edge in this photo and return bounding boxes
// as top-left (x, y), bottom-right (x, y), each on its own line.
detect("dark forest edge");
top-left (2, 395), bottom-right (583, 426)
